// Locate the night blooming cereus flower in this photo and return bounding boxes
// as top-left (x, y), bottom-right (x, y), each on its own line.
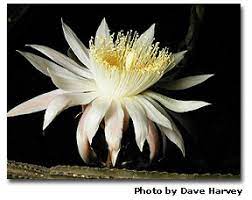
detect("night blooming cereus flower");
top-left (7, 18), bottom-right (213, 167)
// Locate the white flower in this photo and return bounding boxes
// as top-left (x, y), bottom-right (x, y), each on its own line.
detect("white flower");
top-left (7, 18), bottom-right (213, 166)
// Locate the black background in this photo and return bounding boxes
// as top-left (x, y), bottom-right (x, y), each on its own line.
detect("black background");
top-left (7, 4), bottom-right (240, 174)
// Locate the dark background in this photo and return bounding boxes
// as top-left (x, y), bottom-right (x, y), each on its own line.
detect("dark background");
top-left (7, 4), bottom-right (240, 174)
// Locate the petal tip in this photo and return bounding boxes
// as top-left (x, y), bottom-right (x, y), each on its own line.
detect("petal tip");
top-left (61, 18), bottom-right (67, 29)
top-left (16, 50), bottom-right (26, 57)
top-left (102, 17), bottom-right (107, 23)
top-left (7, 110), bottom-right (14, 117)
top-left (25, 44), bottom-right (39, 49)
top-left (180, 144), bottom-right (186, 157)
top-left (43, 116), bottom-right (51, 130)
top-left (203, 74), bottom-right (215, 79)
top-left (199, 102), bottom-right (212, 109)
top-left (7, 107), bottom-right (24, 117)
top-left (196, 101), bottom-right (212, 109)
top-left (182, 148), bottom-right (186, 157)
top-left (175, 50), bottom-right (188, 57)
top-left (16, 49), bottom-right (22, 54)
top-left (99, 17), bottom-right (107, 28)
top-left (42, 122), bottom-right (48, 131)
top-left (139, 141), bottom-right (145, 152)
top-left (182, 49), bottom-right (188, 54)
top-left (111, 149), bottom-right (120, 167)
top-left (25, 44), bottom-right (35, 48)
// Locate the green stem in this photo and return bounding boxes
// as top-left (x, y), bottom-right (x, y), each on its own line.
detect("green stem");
top-left (8, 160), bottom-right (239, 180)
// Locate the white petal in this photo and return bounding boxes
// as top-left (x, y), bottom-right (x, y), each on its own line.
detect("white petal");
top-left (61, 19), bottom-right (91, 69)
top-left (43, 92), bottom-right (97, 130)
top-left (95, 18), bottom-right (110, 47)
top-left (7, 89), bottom-right (65, 117)
top-left (17, 50), bottom-right (82, 79)
top-left (142, 95), bottom-right (185, 156)
top-left (173, 50), bottom-right (187, 65)
top-left (124, 98), bottom-right (148, 151)
top-left (142, 94), bottom-right (167, 116)
top-left (77, 105), bottom-right (97, 163)
top-left (165, 50), bottom-right (187, 73)
top-left (135, 95), bottom-right (172, 130)
top-left (137, 23), bottom-right (155, 46)
top-left (159, 74), bottom-right (214, 90)
top-left (146, 120), bottom-right (159, 161)
top-left (158, 124), bottom-right (185, 157)
top-left (144, 91), bottom-right (211, 113)
top-left (48, 68), bottom-right (96, 92)
top-left (27, 44), bottom-right (92, 79)
top-left (17, 50), bottom-right (50, 76)
top-left (84, 97), bottom-right (112, 144)
top-left (104, 100), bottom-right (124, 166)
top-left (110, 149), bottom-right (120, 167)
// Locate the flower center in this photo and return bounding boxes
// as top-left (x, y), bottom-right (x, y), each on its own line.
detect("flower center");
top-left (89, 31), bottom-right (174, 73)
top-left (88, 30), bottom-right (175, 98)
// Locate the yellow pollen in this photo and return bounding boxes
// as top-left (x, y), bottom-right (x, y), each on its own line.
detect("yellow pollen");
top-left (89, 30), bottom-right (174, 73)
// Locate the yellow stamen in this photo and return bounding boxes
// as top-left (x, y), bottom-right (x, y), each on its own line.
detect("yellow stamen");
top-left (125, 51), bottom-right (135, 70)
top-left (89, 30), bottom-right (174, 73)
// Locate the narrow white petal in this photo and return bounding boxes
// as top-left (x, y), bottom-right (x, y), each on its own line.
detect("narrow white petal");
top-left (135, 95), bottom-right (172, 130)
top-left (144, 91), bottom-right (211, 113)
top-left (146, 120), bottom-right (159, 161)
top-left (165, 50), bottom-right (187, 73)
top-left (173, 50), bottom-right (187, 65)
top-left (104, 100), bottom-right (124, 166)
top-left (137, 23), bottom-right (155, 45)
top-left (158, 124), bottom-right (185, 157)
top-left (17, 50), bottom-right (83, 79)
top-left (84, 97), bottom-right (112, 144)
top-left (110, 150), bottom-right (120, 167)
top-left (159, 74), bottom-right (214, 90)
top-left (77, 105), bottom-right (97, 163)
top-left (46, 60), bottom-right (87, 79)
top-left (142, 95), bottom-right (185, 156)
top-left (142, 94), bottom-right (168, 117)
top-left (43, 92), bottom-right (97, 130)
top-left (124, 98), bottom-right (148, 151)
top-left (7, 89), bottom-right (65, 117)
top-left (61, 19), bottom-right (91, 69)
top-left (142, 94), bottom-right (184, 132)
top-left (48, 68), bottom-right (96, 92)
top-left (95, 18), bottom-right (110, 47)
top-left (27, 44), bottom-right (92, 79)
top-left (17, 50), bottom-right (50, 76)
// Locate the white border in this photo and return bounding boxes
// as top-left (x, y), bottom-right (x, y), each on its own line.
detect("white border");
top-left (1, 1), bottom-right (251, 200)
